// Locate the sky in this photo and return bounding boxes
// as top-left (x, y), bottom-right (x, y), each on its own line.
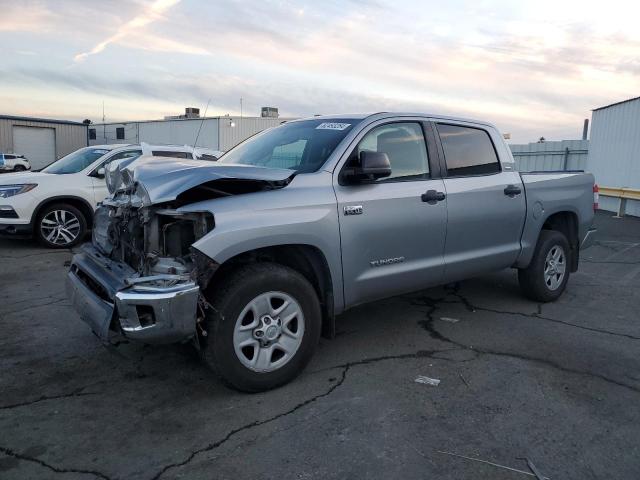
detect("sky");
top-left (0, 0), bottom-right (639, 143)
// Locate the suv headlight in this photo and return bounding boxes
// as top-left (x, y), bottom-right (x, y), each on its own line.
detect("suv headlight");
top-left (0, 184), bottom-right (37, 198)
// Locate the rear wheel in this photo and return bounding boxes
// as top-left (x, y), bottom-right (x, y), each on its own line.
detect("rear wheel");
top-left (35, 203), bottom-right (87, 249)
top-left (13, 165), bottom-right (26, 172)
top-left (200, 262), bottom-right (322, 392)
top-left (518, 230), bottom-right (570, 302)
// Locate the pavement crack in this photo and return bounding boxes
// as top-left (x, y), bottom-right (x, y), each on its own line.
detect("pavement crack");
top-left (442, 283), bottom-right (640, 341)
top-left (410, 284), bottom-right (640, 394)
top-left (151, 347), bottom-right (471, 479)
top-left (150, 365), bottom-right (350, 480)
top-left (0, 445), bottom-right (111, 480)
top-left (0, 388), bottom-right (96, 411)
top-left (1, 297), bottom-right (69, 316)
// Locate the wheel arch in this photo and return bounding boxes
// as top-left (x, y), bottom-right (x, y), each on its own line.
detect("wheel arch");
top-left (205, 244), bottom-right (336, 339)
top-left (32, 196), bottom-right (95, 230)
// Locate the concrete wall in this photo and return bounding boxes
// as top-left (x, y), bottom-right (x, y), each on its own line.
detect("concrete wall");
top-left (509, 140), bottom-right (589, 172)
top-left (587, 98), bottom-right (640, 217)
top-left (0, 117), bottom-right (87, 161)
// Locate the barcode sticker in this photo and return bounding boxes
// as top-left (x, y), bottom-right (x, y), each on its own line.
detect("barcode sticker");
top-left (316, 122), bottom-right (351, 130)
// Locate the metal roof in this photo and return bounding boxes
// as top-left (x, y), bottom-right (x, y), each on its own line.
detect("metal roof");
top-left (0, 114), bottom-right (86, 126)
top-left (593, 96), bottom-right (640, 112)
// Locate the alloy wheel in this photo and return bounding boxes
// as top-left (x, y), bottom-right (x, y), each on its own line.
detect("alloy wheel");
top-left (40, 209), bottom-right (81, 246)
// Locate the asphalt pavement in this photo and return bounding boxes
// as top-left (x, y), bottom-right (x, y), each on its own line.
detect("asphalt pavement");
top-left (1, 211), bottom-right (639, 479)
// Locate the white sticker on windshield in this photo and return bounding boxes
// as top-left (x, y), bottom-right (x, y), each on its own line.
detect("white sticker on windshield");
top-left (316, 122), bottom-right (351, 131)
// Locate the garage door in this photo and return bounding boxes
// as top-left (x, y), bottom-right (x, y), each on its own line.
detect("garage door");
top-left (12, 126), bottom-right (56, 170)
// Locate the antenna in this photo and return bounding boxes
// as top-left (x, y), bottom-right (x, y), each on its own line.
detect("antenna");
top-left (193, 99), bottom-right (211, 150)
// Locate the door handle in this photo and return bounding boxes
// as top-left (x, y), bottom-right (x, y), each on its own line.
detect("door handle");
top-left (504, 184), bottom-right (522, 197)
top-left (421, 190), bottom-right (446, 204)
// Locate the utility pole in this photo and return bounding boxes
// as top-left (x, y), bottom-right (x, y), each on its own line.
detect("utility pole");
top-left (240, 97), bottom-right (243, 119)
top-left (102, 101), bottom-right (106, 143)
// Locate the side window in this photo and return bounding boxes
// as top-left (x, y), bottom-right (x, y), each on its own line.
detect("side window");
top-left (5, 154), bottom-right (15, 159)
top-left (116, 127), bottom-right (125, 140)
top-left (151, 151), bottom-right (193, 159)
top-left (89, 128), bottom-right (96, 140)
top-left (351, 122), bottom-right (429, 181)
top-left (437, 124), bottom-right (500, 176)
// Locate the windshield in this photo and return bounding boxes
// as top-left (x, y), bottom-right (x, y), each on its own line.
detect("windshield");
top-left (219, 119), bottom-right (360, 172)
top-left (42, 147), bottom-right (111, 174)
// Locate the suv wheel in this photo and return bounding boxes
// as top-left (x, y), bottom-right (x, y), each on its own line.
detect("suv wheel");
top-left (200, 262), bottom-right (322, 392)
top-left (518, 230), bottom-right (570, 302)
top-left (35, 203), bottom-right (87, 249)
top-left (13, 165), bottom-right (26, 172)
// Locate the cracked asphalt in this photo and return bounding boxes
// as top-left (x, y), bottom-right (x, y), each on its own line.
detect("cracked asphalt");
top-left (1, 211), bottom-right (639, 480)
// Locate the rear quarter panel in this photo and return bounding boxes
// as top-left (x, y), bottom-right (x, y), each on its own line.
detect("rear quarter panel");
top-left (516, 172), bottom-right (595, 268)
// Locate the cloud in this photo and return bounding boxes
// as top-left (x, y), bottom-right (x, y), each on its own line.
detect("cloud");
top-left (0, 2), bottom-right (57, 32)
top-left (74, 0), bottom-right (182, 62)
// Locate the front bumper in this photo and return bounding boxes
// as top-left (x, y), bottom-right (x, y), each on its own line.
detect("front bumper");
top-left (66, 243), bottom-right (199, 344)
top-left (0, 222), bottom-right (32, 238)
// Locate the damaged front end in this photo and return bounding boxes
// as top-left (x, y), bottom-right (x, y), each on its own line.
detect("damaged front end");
top-left (66, 158), bottom-right (293, 344)
top-left (67, 186), bottom-right (215, 344)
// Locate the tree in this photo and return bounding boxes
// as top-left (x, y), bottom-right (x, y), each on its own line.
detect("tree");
top-left (82, 119), bottom-right (92, 125)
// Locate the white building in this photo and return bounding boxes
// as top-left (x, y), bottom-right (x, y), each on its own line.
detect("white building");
top-left (89, 110), bottom-right (294, 152)
top-left (587, 96), bottom-right (640, 216)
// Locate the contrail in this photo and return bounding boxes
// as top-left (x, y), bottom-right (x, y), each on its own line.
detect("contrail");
top-left (74, 0), bottom-right (181, 62)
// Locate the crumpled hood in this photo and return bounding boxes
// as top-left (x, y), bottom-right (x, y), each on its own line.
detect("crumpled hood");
top-left (126, 156), bottom-right (295, 204)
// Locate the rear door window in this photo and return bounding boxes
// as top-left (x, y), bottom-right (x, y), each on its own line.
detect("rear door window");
top-left (437, 124), bottom-right (500, 176)
top-left (152, 151), bottom-right (193, 159)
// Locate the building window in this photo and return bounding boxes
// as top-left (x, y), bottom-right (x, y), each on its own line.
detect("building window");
top-left (116, 127), bottom-right (125, 140)
top-left (89, 128), bottom-right (96, 140)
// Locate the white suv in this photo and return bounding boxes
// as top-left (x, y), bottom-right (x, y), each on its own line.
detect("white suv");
top-left (0, 144), bottom-right (197, 248)
top-left (0, 154), bottom-right (31, 172)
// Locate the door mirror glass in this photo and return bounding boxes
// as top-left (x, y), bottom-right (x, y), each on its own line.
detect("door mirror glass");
top-left (343, 151), bottom-right (392, 183)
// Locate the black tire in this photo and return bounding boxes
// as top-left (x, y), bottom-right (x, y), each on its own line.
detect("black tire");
top-left (518, 230), bottom-right (571, 302)
top-left (13, 165), bottom-right (26, 171)
top-left (200, 262), bottom-right (322, 392)
top-left (34, 203), bottom-right (87, 249)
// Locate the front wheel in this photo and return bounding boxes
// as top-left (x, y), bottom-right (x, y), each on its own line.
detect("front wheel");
top-left (13, 165), bottom-right (26, 172)
top-left (35, 203), bottom-right (87, 248)
top-left (518, 230), bottom-right (570, 302)
top-left (200, 262), bottom-right (322, 392)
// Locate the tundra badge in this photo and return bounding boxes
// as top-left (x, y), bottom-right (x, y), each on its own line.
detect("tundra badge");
top-left (344, 205), bottom-right (363, 216)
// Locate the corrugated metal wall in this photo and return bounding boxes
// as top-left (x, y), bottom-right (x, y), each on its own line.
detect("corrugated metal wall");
top-left (139, 119), bottom-right (218, 148)
top-left (587, 98), bottom-right (640, 216)
top-left (509, 140), bottom-right (589, 172)
top-left (0, 118), bottom-right (87, 161)
top-left (89, 117), bottom-right (290, 151)
top-left (218, 117), bottom-right (290, 151)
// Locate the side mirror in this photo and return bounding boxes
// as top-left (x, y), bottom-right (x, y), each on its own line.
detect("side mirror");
top-left (94, 167), bottom-right (105, 179)
top-left (342, 151), bottom-right (392, 183)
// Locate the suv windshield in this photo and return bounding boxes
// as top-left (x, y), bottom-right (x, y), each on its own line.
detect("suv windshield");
top-left (219, 119), bottom-right (360, 172)
top-left (42, 147), bottom-right (111, 174)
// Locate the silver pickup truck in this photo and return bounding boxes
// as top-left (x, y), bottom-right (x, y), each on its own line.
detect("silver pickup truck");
top-left (66, 113), bottom-right (597, 391)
